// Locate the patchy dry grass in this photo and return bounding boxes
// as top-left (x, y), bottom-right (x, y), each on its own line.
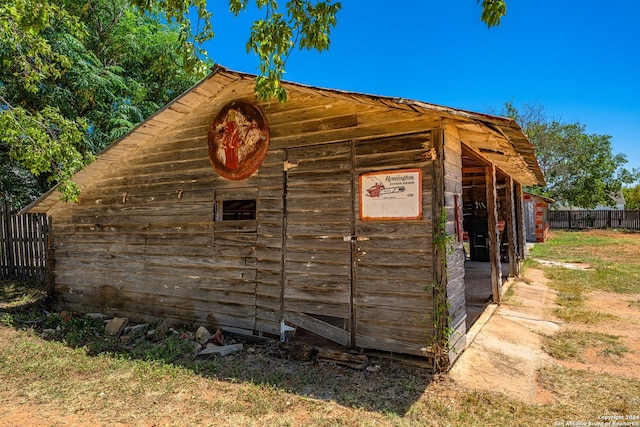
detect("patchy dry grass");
top-left (543, 330), bottom-right (630, 361)
top-left (538, 365), bottom-right (640, 416)
top-left (2, 230), bottom-right (640, 426)
top-left (529, 230), bottom-right (640, 324)
top-left (0, 280), bottom-right (47, 311)
top-left (3, 321), bottom-right (640, 426)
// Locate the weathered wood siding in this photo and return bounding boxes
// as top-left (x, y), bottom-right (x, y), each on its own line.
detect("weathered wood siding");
top-left (354, 133), bottom-right (436, 356)
top-left (47, 79), bottom-right (444, 358)
top-left (50, 81), bottom-right (269, 329)
top-left (283, 141), bottom-right (353, 346)
top-left (442, 136), bottom-right (466, 363)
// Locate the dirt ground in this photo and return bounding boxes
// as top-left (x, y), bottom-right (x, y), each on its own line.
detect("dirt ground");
top-left (2, 232), bottom-right (640, 425)
top-left (449, 265), bottom-right (640, 403)
top-left (557, 290), bottom-right (640, 380)
top-left (449, 268), bottom-right (560, 403)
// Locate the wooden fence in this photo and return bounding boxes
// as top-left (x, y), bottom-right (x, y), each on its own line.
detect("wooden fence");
top-left (0, 202), bottom-right (51, 282)
top-left (549, 210), bottom-right (640, 230)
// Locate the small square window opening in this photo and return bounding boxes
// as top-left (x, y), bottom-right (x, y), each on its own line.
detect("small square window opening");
top-left (215, 199), bottom-right (256, 221)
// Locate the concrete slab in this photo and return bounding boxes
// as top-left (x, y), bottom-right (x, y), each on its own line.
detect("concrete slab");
top-left (449, 268), bottom-right (562, 402)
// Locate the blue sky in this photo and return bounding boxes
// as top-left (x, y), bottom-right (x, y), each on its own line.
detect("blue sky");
top-left (202, 0), bottom-right (640, 177)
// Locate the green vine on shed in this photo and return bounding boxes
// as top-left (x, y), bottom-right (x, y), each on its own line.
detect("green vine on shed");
top-left (428, 207), bottom-right (457, 371)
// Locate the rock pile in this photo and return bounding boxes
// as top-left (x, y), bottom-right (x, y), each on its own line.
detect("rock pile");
top-left (38, 311), bottom-right (372, 369)
top-left (43, 312), bottom-right (244, 359)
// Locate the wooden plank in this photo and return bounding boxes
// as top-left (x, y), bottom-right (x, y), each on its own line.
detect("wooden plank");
top-left (485, 164), bottom-right (502, 302)
top-left (355, 152), bottom-right (434, 172)
top-left (356, 322), bottom-right (430, 343)
top-left (284, 312), bottom-right (350, 346)
top-left (355, 220), bottom-right (431, 237)
top-left (504, 175), bottom-right (518, 277)
top-left (271, 113), bottom-right (441, 150)
top-left (354, 263), bottom-right (432, 281)
top-left (270, 113), bottom-right (358, 138)
top-left (514, 182), bottom-right (526, 260)
top-left (284, 249), bottom-right (351, 264)
top-left (54, 257), bottom-right (257, 281)
top-left (354, 133), bottom-right (432, 155)
top-left (354, 292), bottom-right (431, 311)
top-left (316, 349), bottom-right (368, 369)
top-left (55, 277), bottom-right (257, 308)
top-left (353, 248), bottom-right (432, 265)
top-left (354, 277), bottom-right (431, 294)
top-left (283, 300), bottom-right (349, 318)
top-left (355, 305), bottom-right (432, 325)
top-left (286, 184), bottom-right (351, 199)
top-left (284, 236), bottom-right (350, 252)
top-left (284, 279), bottom-right (350, 301)
top-left (285, 223), bottom-right (351, 236)
top-left (354, 334), bottom-right (429, 357)
top-left (265, 98), bottom-right (358, 126)
top-left (356, 236), bottom-right (432, 251)
top-left (55, 283), bottom-right (256, 317)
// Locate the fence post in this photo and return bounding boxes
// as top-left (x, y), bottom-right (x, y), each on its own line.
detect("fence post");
top-left (568, 210), bottom-right (572, 230)
top-left (45, 215), bottom-right (54, 294)
top-left (2, 200), bottom-right (15, 279)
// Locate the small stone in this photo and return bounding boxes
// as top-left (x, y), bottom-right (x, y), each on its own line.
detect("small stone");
top-left (212, 329), bottom-right (224, 345)
top-left (85, 313), bottom-right (110, 321)
top-left (366, 364), bottom-right (381, 373)
top-left (193, 342), bottom-right (203, 355)
top-left (104, 317), bottom-right (128, 336)
top-left (195, 326), bottom-right (211, 345)
top-left (195, 343), bottom-right (243, 359)
top-left (42, 329), bottom-right (56, 339)
top-left (129, 324), bottom-right (147, 335)
top-left (120, 335), bottom-right (132, 344)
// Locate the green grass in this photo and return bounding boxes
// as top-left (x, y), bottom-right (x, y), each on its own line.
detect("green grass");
top-left (537, 366), bottom-right (640, 416)
top-left (528, 230), bottom-right (640, 323)
top-left (0, 280), bottom-right (48, 310)
top-left (11, 327), bottom-right (637, 426)
top-left (543, 330), bottom-right (630, 361)
top-left (2, 230), bottom-right (640, 425)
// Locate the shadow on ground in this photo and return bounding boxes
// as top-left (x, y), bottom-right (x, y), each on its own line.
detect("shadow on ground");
top-left (0, 280), bottom-right (432, 416)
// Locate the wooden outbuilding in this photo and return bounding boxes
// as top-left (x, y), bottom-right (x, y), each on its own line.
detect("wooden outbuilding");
top-left (523, 192), bottom-right (554, 243)
top-left (24, 66), bottom-right (544, 371)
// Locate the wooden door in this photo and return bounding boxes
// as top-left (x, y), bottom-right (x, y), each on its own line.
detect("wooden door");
top-left (352, 134), bottom-right (434, 356)
top-left (282, 134), bottom-right (434, 354)
top-left (282, 141), bottom-right (354, 346)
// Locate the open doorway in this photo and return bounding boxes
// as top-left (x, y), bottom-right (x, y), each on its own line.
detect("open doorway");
top-left (461, 149), bottom-right (509, 330)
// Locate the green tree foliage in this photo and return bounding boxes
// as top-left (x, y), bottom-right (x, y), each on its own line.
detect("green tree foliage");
top-left (478, 0), bottom-right (507, 27)
top-left (623, 185), bottom-right (640, 210)
top-left (231, 0), bottom-right (341, 102)
top-left (1, 0), bottom-right (507, 206)
top-left (504, 102), bottom-right (638, 209)
top-left (0, 0), bottom-right (208, 207)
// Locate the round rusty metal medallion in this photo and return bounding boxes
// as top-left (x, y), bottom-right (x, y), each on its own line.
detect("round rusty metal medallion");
top-left (207, 100), bottom-right (269, 180)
